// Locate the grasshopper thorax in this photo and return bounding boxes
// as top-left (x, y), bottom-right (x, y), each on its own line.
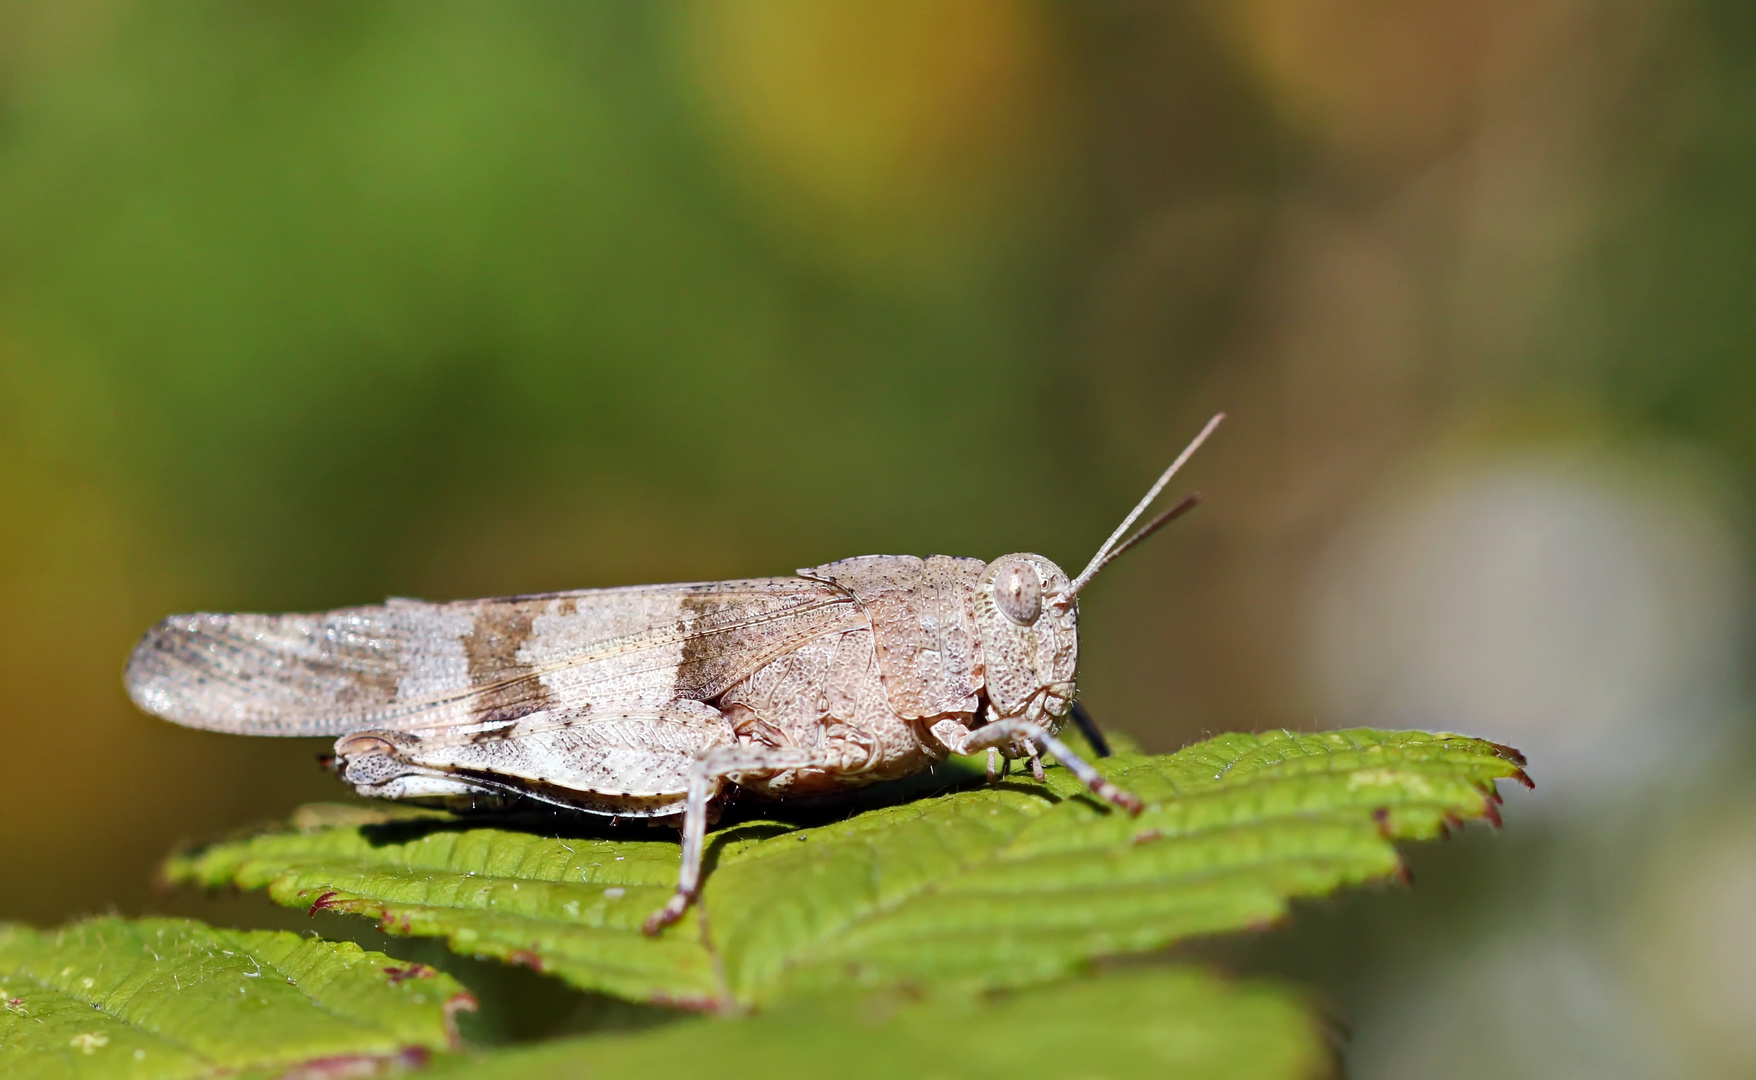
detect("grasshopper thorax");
top-left (974, 553), bottom-right (1078, 725)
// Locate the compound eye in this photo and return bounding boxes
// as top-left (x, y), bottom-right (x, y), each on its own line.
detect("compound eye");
top-left (994, 560), bottom-right (1042, 625)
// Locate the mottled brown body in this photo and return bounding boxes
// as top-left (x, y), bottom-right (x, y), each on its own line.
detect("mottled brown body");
top-left (126, 553), bottom-right (1108, 930)
top-left (127, 555), bottom-right (1077, 810)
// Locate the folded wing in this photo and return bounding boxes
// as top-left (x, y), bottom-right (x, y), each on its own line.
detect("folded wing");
top-left (125, 579), bottom-right (861, 736)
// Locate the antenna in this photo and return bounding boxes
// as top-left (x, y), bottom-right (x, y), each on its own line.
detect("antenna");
top-left (1064, 413), bottom-right (1224, 599)
top-left (1078, 491), bottom-right (1201, 584)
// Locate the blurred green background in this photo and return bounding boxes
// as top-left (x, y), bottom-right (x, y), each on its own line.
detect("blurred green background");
top-left (4, 2), bottom-right (1755, 1075)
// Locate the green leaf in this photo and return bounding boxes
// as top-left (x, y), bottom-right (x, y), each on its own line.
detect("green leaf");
top-left (0, 916), bottom-right (473, 1079)
top-left (165, 729), bottom-right (1527, 1010)
top-left (421, 965), bottom-right (1329, 1080)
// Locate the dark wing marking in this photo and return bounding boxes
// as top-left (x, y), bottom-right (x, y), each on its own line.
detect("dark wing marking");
top-left (125, 579), bottom-right (862, 736)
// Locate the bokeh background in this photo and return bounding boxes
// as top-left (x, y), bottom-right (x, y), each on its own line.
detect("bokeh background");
top-left (3, 1), bottom-right (1755, 1074)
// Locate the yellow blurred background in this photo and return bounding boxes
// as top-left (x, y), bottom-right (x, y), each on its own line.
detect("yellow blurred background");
top-left (4, 2), bottom-right (1755, 1074)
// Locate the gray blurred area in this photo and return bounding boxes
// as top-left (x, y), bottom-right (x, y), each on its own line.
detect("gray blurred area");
top-left (3, 2), bottom-right (1755, 1074)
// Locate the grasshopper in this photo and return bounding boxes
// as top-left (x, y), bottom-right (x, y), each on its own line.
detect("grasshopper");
top-left (126, 416), bottom-right (1222, 933)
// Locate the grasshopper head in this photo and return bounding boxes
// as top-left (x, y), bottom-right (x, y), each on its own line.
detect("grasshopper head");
top-left (974, 414), bottom-right (1224, 728)
top-left (974, 553), bottom-right (1079, 725)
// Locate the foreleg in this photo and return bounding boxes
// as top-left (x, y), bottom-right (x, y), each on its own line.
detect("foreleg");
top-left (931, 717), bottom-right (1142, 815)
top-left (642, 744), bottom-right (855, 935)
top-left (984, 747), bottom-right (1014, 783)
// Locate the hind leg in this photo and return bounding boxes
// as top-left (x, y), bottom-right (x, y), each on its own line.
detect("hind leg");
top-left (332, 703), bottom-right (736, 819)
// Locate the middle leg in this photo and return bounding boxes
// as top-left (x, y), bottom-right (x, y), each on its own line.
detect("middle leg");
top-left (642, 743), bottom-right (861, 935)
